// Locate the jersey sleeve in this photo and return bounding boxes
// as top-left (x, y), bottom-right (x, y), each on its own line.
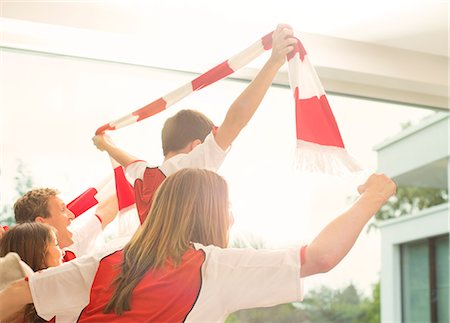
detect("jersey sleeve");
top-left (65, 213), bottom-right (103, 257)
top-left (28, 254), bottom-right (100, 321)
top-left (29, 237), bottom-right (128, 322)
top-left (189, 244), bottom-right (303, 319)
top-left (160, 132), bottom-right (228, 176)
top-left (124, 160), bottom-right (149, 184)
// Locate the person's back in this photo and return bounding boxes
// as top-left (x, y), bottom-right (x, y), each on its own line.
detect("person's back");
top-left (78, 169), bottom-right (304, 322)
top-left (79, 248), bottom-right (205, 322)
top-left (126, 109), bottom-right (224, 223)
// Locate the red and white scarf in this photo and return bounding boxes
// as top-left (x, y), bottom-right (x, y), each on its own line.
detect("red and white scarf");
top-left (69, 30), bottom-right (361, 218)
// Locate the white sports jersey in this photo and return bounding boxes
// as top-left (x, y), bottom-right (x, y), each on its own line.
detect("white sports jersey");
top-left (125, 131), bottom-right (228, 181)
top-left (66, 214), bottom-right (103, 257)
top-left (29, 242), bottom-right (303, 322)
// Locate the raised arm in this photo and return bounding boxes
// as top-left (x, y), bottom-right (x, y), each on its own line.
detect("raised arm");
top-left (300, 173), bottom-right (396, 277)
top-left (94, 194), bottom-right (119, 229)
top-left (214, 24), bottom-right (297, 151)
top-left (92, 134), bottom-right (139, 168)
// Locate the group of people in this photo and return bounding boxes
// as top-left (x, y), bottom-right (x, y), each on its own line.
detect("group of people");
top-left (0, 24), bottom-right (396, 322)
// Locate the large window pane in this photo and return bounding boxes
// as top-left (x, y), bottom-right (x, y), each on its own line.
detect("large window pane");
top-left (435, 235), bottom-right (449, 323)
top-left (402, 239), bottom-right (430, 323)
top-left (0, 48), bottom-right (436, 297)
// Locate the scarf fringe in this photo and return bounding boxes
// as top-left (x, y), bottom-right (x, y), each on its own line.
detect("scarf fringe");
top-left (295, 140), bottom-right (362, 176)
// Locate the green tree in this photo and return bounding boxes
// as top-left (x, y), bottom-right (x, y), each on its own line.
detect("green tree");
top-left (370, 118), bottom-right (448, 225)
top-left (358, 282), bottom-right (380, 323)
top-left (364, 185), bottom-right (448, 231)
top-left (230, 234), bottom-right (266, 249)
top-left (375, 186), bottom-right (447, 221)
top-left (0, 160), bottom-right (34, 226)
top-left (301, 283), bottom-right (365, 323)
top-left (226, 303), bottom-right (308, 323)
top-left (225, 282), bottom-right (381, 323)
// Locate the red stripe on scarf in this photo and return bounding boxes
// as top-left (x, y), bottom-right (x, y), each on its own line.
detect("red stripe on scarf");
top-left (287, 38), bottom-right (307, 62)
top-left (295, 88), bottom-right (344, 148)
top-left (133, 98), bottom-right (167, 122)
top-left (261, 32), bottom-right (273, 50)
top-left (191, 61), bottom-right (234, 91)
top-left (95, 123), bottom-right (116, 135)
top-left (67, 188), bottom-right (99, 218)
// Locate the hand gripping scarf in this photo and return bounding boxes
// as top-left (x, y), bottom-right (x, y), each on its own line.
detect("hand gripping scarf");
top-left (68, 30), bottom-right (361, 219)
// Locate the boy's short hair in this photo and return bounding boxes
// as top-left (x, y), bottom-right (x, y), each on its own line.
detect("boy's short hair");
top-left (14, 188), bottom-right (59, 223)
top-left (161, 109), bottom-right (214, 156)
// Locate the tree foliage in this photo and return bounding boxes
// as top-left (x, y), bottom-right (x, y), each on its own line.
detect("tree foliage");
top-left (375, 186), bottom-right (448, 221)
top-left (358, 282), bottom-right (380, 323)
top-left (0, 160), bottom-right (34, 226)
top-left (225, 282), bottom-right (381, 323)
top-left (363, 185), bottom-right (448, 232)
top-left (226, 303), bottom-right (308, 323)
top-left (300, 283), bottom-right (370, 323)
top-left (230, 234), bottom-right (266, 249)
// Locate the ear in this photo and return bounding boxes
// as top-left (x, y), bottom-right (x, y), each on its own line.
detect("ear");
top-left (35, 216), bottom-right (47, 224)
top-left (190, 139), bottom-right (202, 150)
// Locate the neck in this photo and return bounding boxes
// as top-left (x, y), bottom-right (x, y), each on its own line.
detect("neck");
top-left (163, 152), bottom-right (177, 161)
top-left (164, 148), bottom-right (190, 161)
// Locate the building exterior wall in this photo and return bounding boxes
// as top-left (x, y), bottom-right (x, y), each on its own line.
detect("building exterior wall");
top-left (378, 204), bottom-right (449, 322)
top-left (376, 113), bottom-right (449, 323)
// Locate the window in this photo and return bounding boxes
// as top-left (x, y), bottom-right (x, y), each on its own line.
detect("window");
top-left (401, 235), bottom-right (449, 323)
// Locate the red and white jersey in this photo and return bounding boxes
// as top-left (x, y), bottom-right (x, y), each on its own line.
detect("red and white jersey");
top-left (29, 237), bottom-right (129, 323)
top-left (78, 248), bottom-right (204, 322)
top-left (159, 132), bottom-right (228, 176)
top-left (65, 213), bottom-right (103, 258)
top-left (29, 242), bottom-right (303, 322)
top-left (125, 132), bottom-right (228, 223)
top-left (126, 132), bottom-right (228, 180)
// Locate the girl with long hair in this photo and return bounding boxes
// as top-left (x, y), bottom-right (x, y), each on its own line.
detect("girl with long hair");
top-left (83, 168), bottom-right (395, 322)
top-left (0, 222), bottom-right (64, 322)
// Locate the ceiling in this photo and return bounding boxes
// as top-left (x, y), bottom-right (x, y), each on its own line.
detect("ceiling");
top-left (1, 0), bottom-right (448, 57)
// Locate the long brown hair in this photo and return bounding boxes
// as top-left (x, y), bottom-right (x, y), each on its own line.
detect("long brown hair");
top-left (0, 222), bottom-right (55, 322)
top-left (105, 168), bottom-right (230, 315)
top-left (0, 222), bottom-right (54, 270)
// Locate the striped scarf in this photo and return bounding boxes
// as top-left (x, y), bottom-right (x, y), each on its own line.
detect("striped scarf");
top-left (69, 30), bottom-right (361, 218)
